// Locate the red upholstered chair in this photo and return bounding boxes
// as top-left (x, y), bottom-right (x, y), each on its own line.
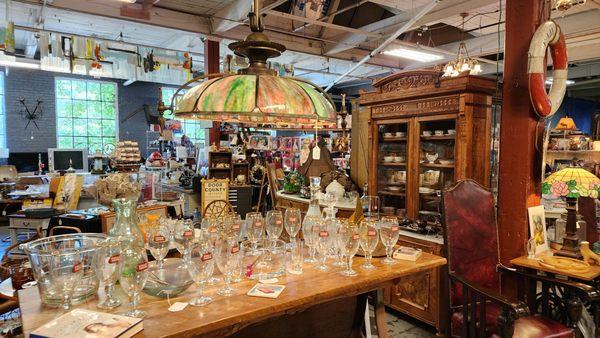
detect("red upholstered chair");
top-left (442, 179), bottom-right (599, 338)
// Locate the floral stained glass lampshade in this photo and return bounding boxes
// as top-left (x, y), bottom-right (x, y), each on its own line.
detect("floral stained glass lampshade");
top-left (542, 167), bottom-right (600, 198)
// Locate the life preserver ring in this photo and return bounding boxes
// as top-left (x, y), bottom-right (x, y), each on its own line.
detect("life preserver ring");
top-left (527, 21), bottom-right (568, 118)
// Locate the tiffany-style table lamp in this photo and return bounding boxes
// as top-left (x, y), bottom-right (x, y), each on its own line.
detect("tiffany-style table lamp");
top-left (542, 167), bottom-right (600, 258)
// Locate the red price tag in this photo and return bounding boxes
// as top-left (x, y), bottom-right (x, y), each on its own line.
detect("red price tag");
top-left (232, 224), bottom-right (240, 230)
top-left (391, 225), bottom-right (399, 232)
top-left (258, 287), bottom-right (275, 294)
top-left (253, 221), bottom-right (263, 228)
top-left (289, 217), bottom-right (297, 222)
top-left (108, 254), bottom-right (121, 264)
top-left (72, 262), bottom-right (82, 273)
top-left (209, 227), bottom-right (218, 233)
top-left (153, 235), bottom-right (166, 243)
top-left (275, 220), bottom-right (282, 225)
top-left (231, 245), bottom-right (240, 254)
top-left (367, 229), bottom-right (377, 237)
top-left (136, 261), bottom-right (149, 272)
top-left (184, 230), bottom-right (194, 237)
top-left (319, 231), bottom-right (329, 238)
top-left (201, 253), bottom-right (213, 262)
top-left (352, 234), bottom-right (360, 240)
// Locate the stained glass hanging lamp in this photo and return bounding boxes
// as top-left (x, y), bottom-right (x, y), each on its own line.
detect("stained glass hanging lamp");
top-left (170, 0), bottom-right (336, 128)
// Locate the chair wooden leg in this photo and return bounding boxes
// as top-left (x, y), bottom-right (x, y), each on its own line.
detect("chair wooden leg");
top-left (565, 290), bottom-right (583, 338)
top-left (373, 289), bottom-right (389, 338)
top-left (497, 307), bottom-right (516, 338)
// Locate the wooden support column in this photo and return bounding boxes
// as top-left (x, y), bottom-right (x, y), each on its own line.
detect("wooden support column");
top-left (497, 0), bottom-right (549, 266)
top-left (205, 39), bottom-right (221, 146)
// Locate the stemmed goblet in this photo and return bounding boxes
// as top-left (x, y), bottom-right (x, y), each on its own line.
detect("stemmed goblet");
top-left (93, 238), bottom-right (124, 309)
top-left (147, 226), bottom-right (170, 270)
top-left (266, 210), bottom-right (284, 245)
top-left (379, 216), bottom-right (400, 265)
top-left (119, 246), bottom-right (149, 318)
top-left (339, 225), bottom-right (360, 276)
top-left (49, 249), bottom-right (84, 310)
top-left (245, 212), bottom-right (264, 255)
top-left (284, 208), bottom-right (302, 245)
top-left (174, 220), bottom-right (195, 268)
top-left (187, 241), bottom-right (215, 306)
top-left (301, 215), bottom-right (320, 263)
top-left (359, 219), bottom-right (379, 270)
top-left (315, 220), bottom-right (331, 271)
top-left (214, 239), bottom-right (244, 297)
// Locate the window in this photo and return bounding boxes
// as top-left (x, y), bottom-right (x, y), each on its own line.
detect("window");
top-left (161, 87), bottom-right (206, 145)
top-left (0, 73), bottom-right (5, 148)
top-left (55, 78), bottom-right (118, 153)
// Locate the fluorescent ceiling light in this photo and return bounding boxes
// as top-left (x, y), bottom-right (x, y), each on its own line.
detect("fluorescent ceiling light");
top-left (382, 48), bottom-right (443, 62)
top-left (546, 78), bottom-right (575, 85)
top-left (0, 59), bottom-right (40, 69)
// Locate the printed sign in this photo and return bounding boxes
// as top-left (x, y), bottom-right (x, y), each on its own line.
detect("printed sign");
top-left (201, 179), bottom-right (230, 214)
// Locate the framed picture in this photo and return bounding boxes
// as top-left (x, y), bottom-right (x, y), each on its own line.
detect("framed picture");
top-left (528, 205), bottom-right (549, 254)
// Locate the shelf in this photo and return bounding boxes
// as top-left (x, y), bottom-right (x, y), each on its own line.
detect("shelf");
top-left (547, 150), bottom-right (600, 153)
top-left (420, 163), bottom-right (455, 169)
top-left (420, 135), bottom-right (455, 141)
top-left (379, 190), bottom-right (406, 197)
top-left (381, 137), bottom-right (407, 142)
top-left (380, 162), bottom-right (407, 167)
top-left (209, 167), bottom-right (231, 171)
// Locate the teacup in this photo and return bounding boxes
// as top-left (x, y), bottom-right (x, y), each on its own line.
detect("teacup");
top-left (447, 129), bottom-right (456, 135)
top-left (422, 130), bottom-right (432, 136)
top-left (426, 153), bottom-right (438, 163)
top-left (396, 131), bottom-right (406, 137)
top-left (383, 156), bottom-right (394, 163)
top-left (434, 130), bottom-right (444, 136)
top-left (384, 132), bottom-right (393, 138)
top-left (395, 156), bottom-right (405, 163)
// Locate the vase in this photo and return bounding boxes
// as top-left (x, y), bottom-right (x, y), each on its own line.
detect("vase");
top-left (108, 198), bottom-right (144, 249)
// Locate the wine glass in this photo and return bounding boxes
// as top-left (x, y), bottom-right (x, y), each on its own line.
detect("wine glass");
top-left (332, 219), bottom-right (349, 267)
top-left (266, 210), bottom-right (284, 245)
top-left (340, 225), bottom-right (360, 276)
top-left (214, 239), bottom-right (244, 297)
top-left (174, 220), bottom-right (195, 267)
top-left (359, 219), bottom-right (379, 270)
top-left (245, 212), bottom-right (264, 255)
top-left (147, 226), bottom-right (170, 270)
top-left (315, 220), bottom-right (331, 271)
top-left (187, 241), bottom-right (215, 306)
top-left (284, 208), bottom-right (302, 244)
top-left (379, 216), bottom-right (400, 265)
top-left (224, 214), bottom-right (243, 241)
top-left (49, 250), bottom-right (84, 310)
top-left (323, 192), bottom-right (338, 214)
top-left (119, 246), bottom-right (149, 318)
top-left (93, 239), bottom-right (124, 309)
top-left (302, 215), bottom-right (320, 263)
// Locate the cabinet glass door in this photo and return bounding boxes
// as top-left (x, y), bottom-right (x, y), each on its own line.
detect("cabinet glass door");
top-left (417, 118), bottom-right (456, 224)
top-left (377, 122), bottom-right (408, 217)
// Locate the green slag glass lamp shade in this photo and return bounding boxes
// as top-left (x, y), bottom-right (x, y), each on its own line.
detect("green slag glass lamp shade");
top-left (542, 167), bottom-right (600, 198)
top-left (174, 74), bottom-right (337, 128)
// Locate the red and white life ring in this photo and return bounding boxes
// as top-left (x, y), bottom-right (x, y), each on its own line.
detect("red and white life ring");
top-left (527, 21), bottom-right (568, 118)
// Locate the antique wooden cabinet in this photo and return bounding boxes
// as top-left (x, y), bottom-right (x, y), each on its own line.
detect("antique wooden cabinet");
top-left (359, 70), bottom-right (496, 334)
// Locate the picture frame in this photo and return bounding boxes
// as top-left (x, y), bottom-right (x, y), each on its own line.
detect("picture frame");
top-left (528, 205), bottom-right (549, 254)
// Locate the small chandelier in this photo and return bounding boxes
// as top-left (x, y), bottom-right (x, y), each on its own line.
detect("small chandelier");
top-left (442, 13), bottom-right (482, 78)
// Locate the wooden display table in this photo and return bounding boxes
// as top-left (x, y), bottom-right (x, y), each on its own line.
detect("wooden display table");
top-left (20, 253), bottom-right (446, 338)
top-left (510, 255), bottom-right (600, 282)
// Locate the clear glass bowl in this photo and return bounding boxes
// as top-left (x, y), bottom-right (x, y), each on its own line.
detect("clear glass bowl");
top-left (20, 233), bottom-right (106, 307)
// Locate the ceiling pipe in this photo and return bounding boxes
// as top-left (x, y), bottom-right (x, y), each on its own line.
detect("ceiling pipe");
top-left (324, 0), bottom-right (441, 91)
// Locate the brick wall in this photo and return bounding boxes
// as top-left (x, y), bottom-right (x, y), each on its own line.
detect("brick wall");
top-left (3, 67), bottom-right (168, 157)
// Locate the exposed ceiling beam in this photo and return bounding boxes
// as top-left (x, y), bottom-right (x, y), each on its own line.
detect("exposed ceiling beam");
top-left (318, 0), bottom-right (342, 38)
top-left (264, 9), bottom-right (382, 37)
top-left (211, 0), bottom-right (287, 33)
top-left (325, 0), bottom-right (499, 55)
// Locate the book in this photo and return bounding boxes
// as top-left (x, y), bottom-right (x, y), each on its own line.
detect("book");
top-left (393, 246), bottom-right (422, 261)
top-left (30, 309), bottom-right (143, 338)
